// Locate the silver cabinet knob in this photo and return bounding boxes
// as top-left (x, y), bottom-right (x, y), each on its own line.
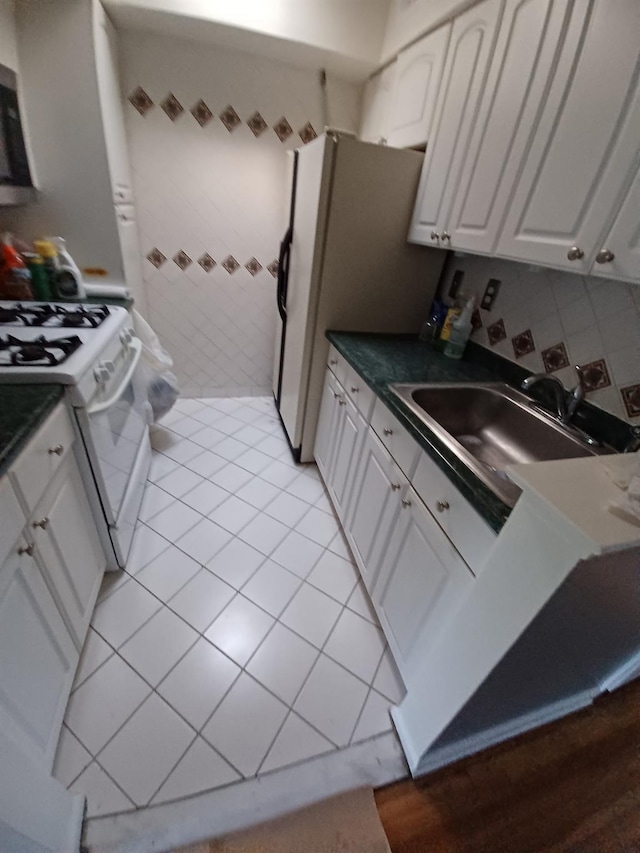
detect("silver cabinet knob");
top-left (390, 482), bottom-right (401, 491)
top-left (567, 246), bottom-right (584, 261)
top-left (338, 399), bottom-right (346, 406)
top-left (33, 517), bottom-right (50, 530)
top-left (430, 231), bottom-right (440, 241)
top-left (441, 231), bottom-right (451, 242)
top-left (332, 391), bottom-right (339, 399)
top-left (383, 427), bottom-right (393, 436)
top-left (436, 500), bottom-right (450, 512)
top-left (595, 248), bottom-right (615, 264)
top-left (330, 359), bottom-right (338, 365)
top-left (48, 444), bottom-right (64, 456)
top-left (17, 543), bottom-right (34, 557)
top-left (350, 386), bottom-right (359, 393)
top-left (401, 498), bottom-right (412, 508)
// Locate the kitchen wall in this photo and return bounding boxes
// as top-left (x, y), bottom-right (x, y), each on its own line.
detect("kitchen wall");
top-left (119, 30), bottom-right (361, 397)
top-left (0, 0), bottom-right (18, 71)
top-left (438, 254), bottom-right (640, 422)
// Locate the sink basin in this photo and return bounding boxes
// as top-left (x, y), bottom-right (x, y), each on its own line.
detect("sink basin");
top-left (389, 382), bottom-right (612, 506)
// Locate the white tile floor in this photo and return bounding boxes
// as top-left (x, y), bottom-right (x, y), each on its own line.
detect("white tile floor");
top-left (55, 396), bottom-right (405, 818)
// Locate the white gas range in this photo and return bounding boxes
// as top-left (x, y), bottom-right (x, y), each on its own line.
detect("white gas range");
top-left (0, 301), bottom-right (152, 569)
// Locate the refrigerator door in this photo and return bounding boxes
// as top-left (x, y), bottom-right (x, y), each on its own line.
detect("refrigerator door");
top-left (276, 134), bottom-right (334, 455)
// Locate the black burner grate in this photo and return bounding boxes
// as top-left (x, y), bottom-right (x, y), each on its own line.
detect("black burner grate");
top-left (0, 334), bottom-right (83, 367)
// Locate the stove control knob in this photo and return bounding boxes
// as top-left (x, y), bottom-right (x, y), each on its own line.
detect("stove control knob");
top-left (104, 360), bottom-right (115, 374)
top-left (119, 329), bottom-right (133, 345)
top-left (94, 365), bottom-right (110, 384)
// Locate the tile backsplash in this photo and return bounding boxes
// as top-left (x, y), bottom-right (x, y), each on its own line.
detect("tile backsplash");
top-left (120, 32), bottom-right (360, 398)
top-left (438, 254), bottom-right (640, 421)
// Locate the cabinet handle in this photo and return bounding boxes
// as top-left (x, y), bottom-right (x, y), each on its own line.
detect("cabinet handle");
top-left (401, 498), bottom-right (412, 508)
top-left (32, 517), bottom-right (50, 530)
top-left (350, 385), bottom-right (359, 393)
top-left (338, 399), bottom-right (346, 406)
top-left (330, 359), bottom-right (338, 365)
top-left (332, 391), bottom-right (339, 398)
top-left (17, 543), bottom-right (34, 557)
top-left (390, 482), bottom-right (401, 491)
top-left (441, 231), bottom-right (451, 242)
top-left (436, 500), bottom-right (450, 512)
top-left (430, 231), bottom-right (440, 241)
top-left (567, 246), bottom-right (584, 261)
top-left (383, 427), bottom-right (393, 436)
top-left (595, 248), bottom-right (615, 264)
top-left (48, 444), bottom-right (64, 456)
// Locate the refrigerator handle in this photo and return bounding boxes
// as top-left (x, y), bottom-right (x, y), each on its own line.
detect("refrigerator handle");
top-left (277, 225), bottom-right (293, 322)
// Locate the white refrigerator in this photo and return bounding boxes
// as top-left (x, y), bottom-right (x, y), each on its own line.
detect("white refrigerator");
top-left (273, 131), bottom-right (445, 463)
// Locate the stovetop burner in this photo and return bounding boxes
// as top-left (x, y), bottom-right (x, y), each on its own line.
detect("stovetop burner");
top-left (0, 303), bottom-right (110, 329)
top-left (0, 334), bottom-right (83, 367)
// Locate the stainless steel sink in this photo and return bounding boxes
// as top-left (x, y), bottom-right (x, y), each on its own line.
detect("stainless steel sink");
top-left (389, 382), bottom-right (612, 506)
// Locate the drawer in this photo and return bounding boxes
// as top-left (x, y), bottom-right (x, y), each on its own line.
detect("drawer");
top-left (0, 475), bottom-right (26, 566)
top-left (10, 404), bottom-right (76, 515)
top-left (412, 451), bottom-right (496, 575)
top-left (371, 397), bottom-right (420, 479)
top-left (344, 363), bottom-right (375, 420)
top-left (327, 344), bottom-right (348, 387)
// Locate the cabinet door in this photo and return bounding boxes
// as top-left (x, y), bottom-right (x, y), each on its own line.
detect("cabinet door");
top-left (408, 0), bottom-right (504, 246)
top-left (359, 63), bottom-right (397, 144)
top-left (346, 428), bottom-right (407, 594)
top-left (591, 165), bottom-right (640, 283)
top-left (0, 537), bottom-right (78, 769)
top-left (373, 487), bottom-right (474, 680)
top-left (32, 454), bottom-right (105, 647)
top-left (326, 393), bottom-right (366, 521)
top-left (496, 0), bottom-right (640, 272)
top-left (314, 369), bottom-right (343, 481)
top-left (388, 23), bottom-right (451, 149)
top-left (447, 0), bottom-right (573, 254)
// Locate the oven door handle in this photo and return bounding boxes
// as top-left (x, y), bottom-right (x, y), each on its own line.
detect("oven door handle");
top-left (87, 338), bottom-right (143, 416)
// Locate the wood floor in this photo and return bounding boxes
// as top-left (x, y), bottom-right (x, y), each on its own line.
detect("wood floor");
top-left (375, 679), bottom-right (640, 853)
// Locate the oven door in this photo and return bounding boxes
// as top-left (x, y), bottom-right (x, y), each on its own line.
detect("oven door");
top-left (80, 338), bottom-right (151, 564)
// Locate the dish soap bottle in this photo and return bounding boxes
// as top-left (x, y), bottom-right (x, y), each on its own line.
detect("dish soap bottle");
top-left (52, 237), bottom-right (85, 300)
top-left (444, 297), bottom-right (475, 360)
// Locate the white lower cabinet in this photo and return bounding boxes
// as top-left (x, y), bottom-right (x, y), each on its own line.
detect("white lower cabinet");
top-left (326, 392), bottom-right (366, 520)
top-left (0, 534), bottom-right (78, 770)
top-left (315, 369), bottom-right (343, 481)
top-left (372, 486), bottom-right (474, 679)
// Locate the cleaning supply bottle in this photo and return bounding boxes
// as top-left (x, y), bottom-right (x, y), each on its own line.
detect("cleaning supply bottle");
top-left (0, 233), bottom-right (33, 300)
top-left (444, 297), bottom-right (475, 360)
top-left (419, 298), bottom-right (446, 346)
top-left (52, 237), bottom-right (85, 300)
top-left (23, 253), bottom-right (52, 301)
top-left (34, 239), bottom-right (61, 298)
top-left (438, 295), bottom-right (464, 351)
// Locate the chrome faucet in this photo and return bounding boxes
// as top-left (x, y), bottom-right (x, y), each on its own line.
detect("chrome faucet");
top-left (521, 365), bottom-right (585, 424)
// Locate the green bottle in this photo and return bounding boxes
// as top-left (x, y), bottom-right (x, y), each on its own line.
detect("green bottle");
top-left (24, 253), bottom-right (52, 301)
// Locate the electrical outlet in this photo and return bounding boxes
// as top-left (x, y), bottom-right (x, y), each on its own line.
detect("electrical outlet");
top-left (448, 270), bottom-right (465, 301)
top-left (481, 278), bottom-right (501, 310)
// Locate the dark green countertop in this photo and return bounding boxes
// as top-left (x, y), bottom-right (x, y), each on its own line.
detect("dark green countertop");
top-left (326, 331), bottom-right (511, 533)
top-left (0, 385), bottom-right (65, 477)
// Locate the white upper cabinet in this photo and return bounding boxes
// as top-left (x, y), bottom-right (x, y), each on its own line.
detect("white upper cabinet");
top-left (359, 62), bottom-right (397, 144)
top-left (496, 0), bottom-right (640, 273)
top-left (590, 164), bottom-right (640, 283)
top-left (446, 0), bottom-right (574, 254)
top-left (408, 0), bottom-right (504, 246)
top-left (387, 23), bottom-right (451, 149)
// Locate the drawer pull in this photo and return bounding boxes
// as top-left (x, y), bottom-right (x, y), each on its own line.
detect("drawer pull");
top-left (383, 427), bottom-right (393, 436)
top-left (436, 500), bottom-right (450, 512)
top-left (17, 543), bottom-right (34, 557)
top-left (338, 399), bottom-right (346, 406)
top-left (401, 498), bottom-right (412, 508)
top-left (333, 391), bottom-right (339, 399)
top-left (330, 359), bottom-right (338, 365)
top-left (390, 482), bottom-right (401, 491)
top-left (350, 385), bottom-right (359, 393)
top-left (33, 517), bottom-right (50, 530)
top-left (567, 246), bottom-right (584, 261)
top-left (48, 444), bottom-right (64, 456)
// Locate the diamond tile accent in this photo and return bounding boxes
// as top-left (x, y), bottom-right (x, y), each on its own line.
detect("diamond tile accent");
top-left (581, 358), bottom-right (611, 392)
top-left (298, 122), bottom-right (318, 144)
top-left (173, 250), bottom-right (192, 270)
top-left (273, 116), bottom-right (293, 142)
top-left (146, 247), bottom-right (167, 269)
top-left (160, 92), bottom-right (184, 121)
top-left (267, 259), bottom-right (279, 278)
top-left (197, 252), bottom-right (216, 272)
top-left (511, 329), bottom-right (535, 359)
top-left (621, 384), bottom-right (640, 418)
top-left (222, 255), bottom-right (240, 274)
top-left (247, 111), bottom-right (268, 137)
top-left (541, 342), bottom-right (570, 373)
top-left (219, 104), bottom-right (241, 132)
top-left (128, 86), bottom-right (154, 116)
top-left (191, 98), bottom-right (213, 127)
top-left (487, 318), bottom-right (507, 346)
top-left (245, 257), bottom-right (263, 276)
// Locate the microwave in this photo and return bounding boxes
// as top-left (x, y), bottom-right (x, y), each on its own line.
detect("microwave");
top-left (0, 63), bottom-right (36, 206)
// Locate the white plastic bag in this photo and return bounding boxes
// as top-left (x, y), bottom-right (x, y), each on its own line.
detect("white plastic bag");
top-left (132, 309), bottom-right (179, 422)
